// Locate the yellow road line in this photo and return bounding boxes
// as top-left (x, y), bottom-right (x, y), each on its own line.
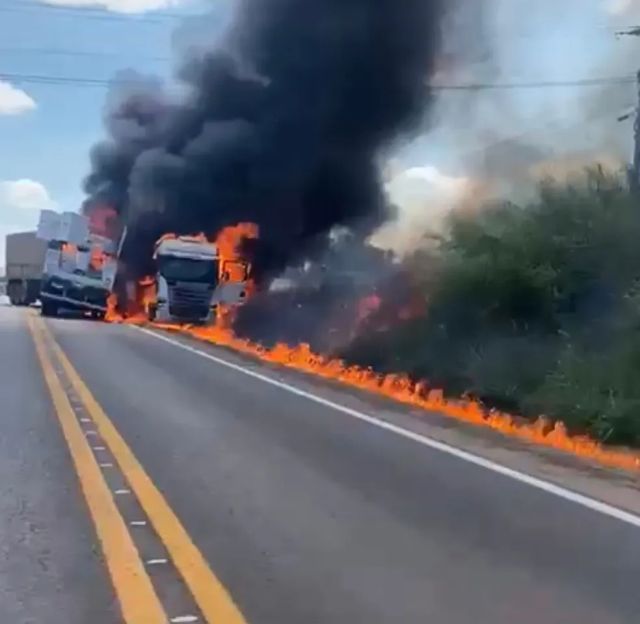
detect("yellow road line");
top-left (41, 319), bottom-right (248, 624)
top-left (27, 315), bottom-right (167, 624)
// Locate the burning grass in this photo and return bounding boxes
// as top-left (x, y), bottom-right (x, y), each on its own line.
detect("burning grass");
top-left (106, 312), bottom-right (640, 473)
top-left (104, 175), bottom-right (640, 472)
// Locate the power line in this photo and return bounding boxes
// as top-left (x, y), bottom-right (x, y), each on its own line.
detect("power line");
top-left (0, 72), bottom-right (141, 86)
top-left (432, 76), bottom-right (636, 91)
top-left (0, 46), bottom-right (168, 62)
top-left (1, 71), bottom-right (636, 91)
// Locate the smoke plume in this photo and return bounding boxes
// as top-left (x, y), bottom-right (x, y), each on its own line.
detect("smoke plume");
top-left (83, 0), bottom-right (445, 280)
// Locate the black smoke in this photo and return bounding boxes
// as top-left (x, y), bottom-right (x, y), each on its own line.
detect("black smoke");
top-left (83, 0), bottom-right (444, 281)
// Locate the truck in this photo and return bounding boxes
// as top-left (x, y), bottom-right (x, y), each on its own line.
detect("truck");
top-left (144, 235), bottom-right (251, 324)
top-left (34, 207), bottom-right (251, 324)
top-left (5, 231), bottom-right (47, 306)
top-left (37, 210), bottom-right (119, 319)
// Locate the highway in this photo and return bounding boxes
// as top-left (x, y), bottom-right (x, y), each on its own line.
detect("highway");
top-left (1, 301), bottom-right (640, 623)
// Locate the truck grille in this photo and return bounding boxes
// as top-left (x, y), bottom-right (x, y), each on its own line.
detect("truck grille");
top-left (168, 283), bottom-right (213, 320)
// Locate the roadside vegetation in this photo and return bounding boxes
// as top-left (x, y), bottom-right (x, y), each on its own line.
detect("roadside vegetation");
top-left (346, 168), bottom-right (640, 446)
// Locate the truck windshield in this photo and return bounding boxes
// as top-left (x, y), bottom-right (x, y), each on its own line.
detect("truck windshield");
top-left (159, 257), bottom-right (218, 283)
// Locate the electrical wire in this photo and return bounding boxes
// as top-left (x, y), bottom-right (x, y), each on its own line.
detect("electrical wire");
top-left (0, 46), bottom-right (168, 61)
top-left (1, 71), bottom-right (636, 91)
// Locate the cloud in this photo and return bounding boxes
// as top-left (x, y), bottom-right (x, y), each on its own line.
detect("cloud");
top-left (0, 81), bottom-right (36, 116)
top-left (605, 0), bottom-right (635, 15)
top-left (0, 180), bottom-right (56, 271)
top-left (41, 0), bottom-right (190, 14)
top-left (0, 179), bottom-right (57, 213)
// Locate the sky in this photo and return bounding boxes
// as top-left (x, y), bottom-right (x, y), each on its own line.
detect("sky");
top-left (1, 0), bottom-right (640, 265)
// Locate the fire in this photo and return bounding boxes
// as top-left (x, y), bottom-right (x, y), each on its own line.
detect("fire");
top-left (215, 223), bottom-right (259, 255)
top-left (103, 222), bottom-right (640, 472)
top-left (138, 276), bottom-right (156, 309)
top-left (90, 247), bottom-right (106, 272)
top-left (214, 223), bottom-right (259, 327)
top-left (356, 294), bottom-right (382, 325)
top-left (105, 293), bottom-right (122, 323)
top-left (158, 324), bottom-right (640, 472)
top-left (215, 222), bottom-right (258, 283)
top-left (86, 204), bottom-right (121, 241)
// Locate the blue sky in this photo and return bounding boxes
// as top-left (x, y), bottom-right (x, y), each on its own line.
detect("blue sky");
top-left (0, 0), bottom-right (638, 263)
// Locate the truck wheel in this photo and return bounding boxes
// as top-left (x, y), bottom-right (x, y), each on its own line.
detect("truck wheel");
top-left (41, 301), bottom-right (58, 318)
top-left (91, 310), bottom-right (106, 321)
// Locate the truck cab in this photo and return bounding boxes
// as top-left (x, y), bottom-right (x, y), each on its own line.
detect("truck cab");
top-left (147, 236), bottom-right (250, 324)
top-left (37, 211), bottom-right (118, 319)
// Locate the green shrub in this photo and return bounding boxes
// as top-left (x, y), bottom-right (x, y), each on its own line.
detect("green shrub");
top-left (345, 168), bottom-right (640, 445)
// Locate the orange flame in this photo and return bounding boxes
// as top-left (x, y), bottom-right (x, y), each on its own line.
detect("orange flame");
top-left (103, 223), bottom-right (640, 472)
top-left (215, 222), bottom-right (259, 259)
top-left (213, 223), bottom-right (259, 328)
top-left (105, 293), bottom-right (122, 323)
top-left (145, 321), bottom-right (640, 473)
top-left (138, 276), bottom-right (156, 309)
top-left (102, 228), bottom-right (640, 471)
top-left (86, 204), bottom-right (121, 242)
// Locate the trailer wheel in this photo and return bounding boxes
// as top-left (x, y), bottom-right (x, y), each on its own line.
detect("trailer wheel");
top-left (91, 310), bottom-right (106, 321)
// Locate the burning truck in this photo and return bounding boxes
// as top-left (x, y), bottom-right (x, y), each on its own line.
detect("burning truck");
top-left (36, 208), bottom-right (253, 324)
top-left (141, 231), bottom-right (252, 324)
top-left (37, 209), bottom-right (119, 319)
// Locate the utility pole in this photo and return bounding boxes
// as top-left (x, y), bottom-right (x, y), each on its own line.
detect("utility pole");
top-left (616, 29), bottom-right (640, 192)
top-left (632, 70), bottom-right (640, 193)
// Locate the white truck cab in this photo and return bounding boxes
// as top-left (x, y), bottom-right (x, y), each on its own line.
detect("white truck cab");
top-left (147, 236), bottom-right (250, 324)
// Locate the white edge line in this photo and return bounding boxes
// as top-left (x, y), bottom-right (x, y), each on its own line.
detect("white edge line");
top-left (134, 326), bottom-right (640, 530)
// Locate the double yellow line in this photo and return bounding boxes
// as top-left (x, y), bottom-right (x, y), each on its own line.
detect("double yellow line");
top-left (28, 314), bottom-right (247, 624)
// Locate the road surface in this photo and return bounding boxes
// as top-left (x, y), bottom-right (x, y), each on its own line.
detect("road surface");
top-left (1, 302), bottom-right (639, 623)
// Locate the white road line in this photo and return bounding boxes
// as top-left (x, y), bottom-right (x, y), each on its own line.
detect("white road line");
top-left (136, 326), bottom-right (640, 530)
top-left (130, 520), bottom-right (147, 527)
top-left (171, 616), bottom-right (199, 623)
top-left (99, 463), bottom-right (114, 468)
top-left (146, 559), bottom-right (168, 566)
top-left (93, 446), bottom-right (106, 451)
top-left (114, 489), bottom-right (131, 495)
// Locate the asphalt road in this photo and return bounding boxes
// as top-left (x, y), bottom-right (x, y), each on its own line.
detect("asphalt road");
top-left (2, 302), bottom-right (640, 623)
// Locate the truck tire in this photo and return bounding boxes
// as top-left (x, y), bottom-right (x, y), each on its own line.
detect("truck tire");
top-left (91, 310), bottom-right (106, 321)
top-left (41, 301), bottom-right (58, 318)
top-left (7, 280), bottom-right (25, 306)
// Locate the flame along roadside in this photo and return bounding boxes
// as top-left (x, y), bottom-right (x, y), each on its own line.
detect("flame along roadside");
top-left (105, 222), bottom-right (640, 473)
top-left (109, 313), bottom-right (640, 474)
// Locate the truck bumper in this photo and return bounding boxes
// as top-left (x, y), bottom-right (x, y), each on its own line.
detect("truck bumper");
top-left (155, 302), bottom-right (211, 325)
top-left (41, 277), bottom-right (109, 312)
top-left (40, 292), bottom-right (108, 312)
